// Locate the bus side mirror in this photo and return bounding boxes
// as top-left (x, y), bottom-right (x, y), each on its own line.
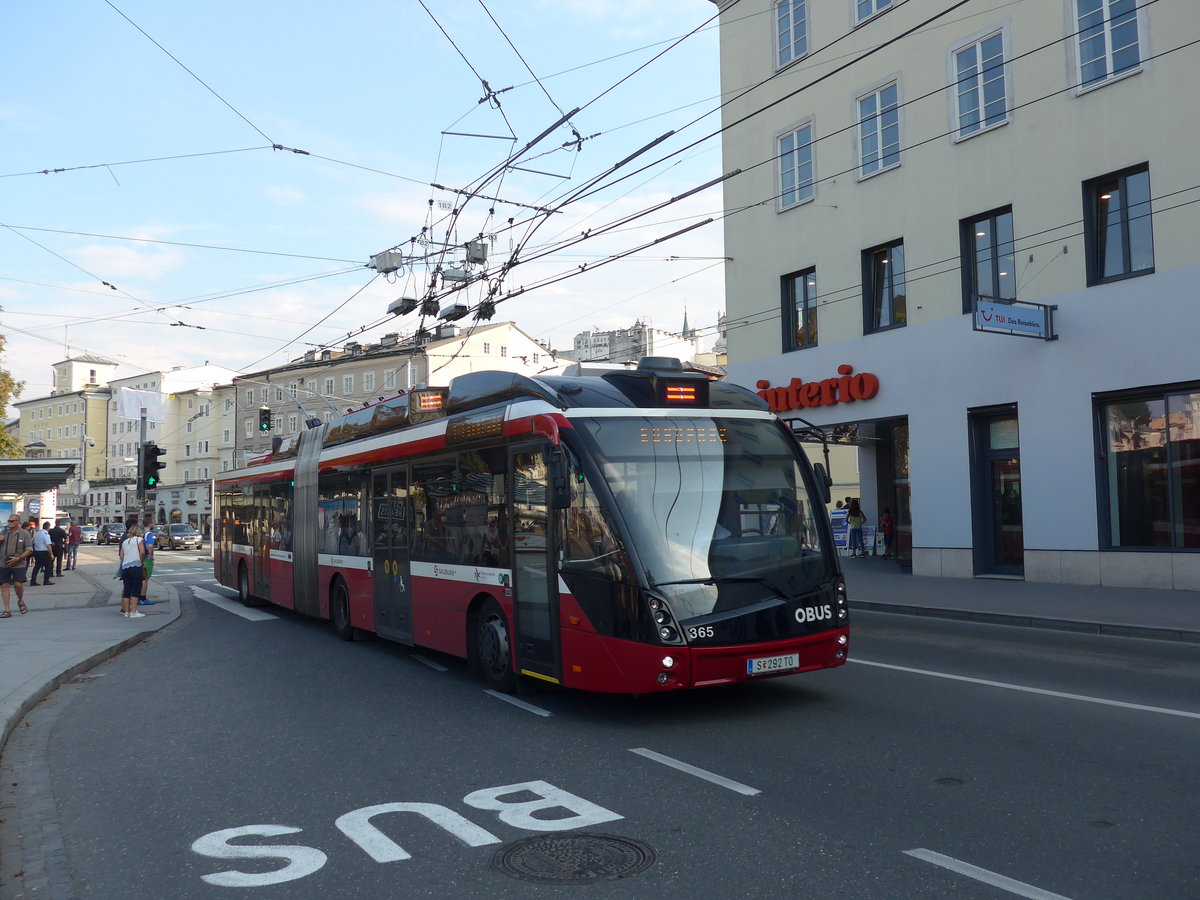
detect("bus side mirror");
top-left (544, 445), bottom-right (572, 509)
top-left (813, 463), bottom-right (832, 505)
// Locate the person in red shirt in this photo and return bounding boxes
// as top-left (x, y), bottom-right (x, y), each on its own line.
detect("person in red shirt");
top-left (66, 521), bottom-right (83, 570)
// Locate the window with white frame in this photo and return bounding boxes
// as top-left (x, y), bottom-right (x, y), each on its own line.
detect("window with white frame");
top-left (307, 380), bottom-right (316, 395)
top-left (383, 370), bottom-right (395, 389)
top-left (244, 419), bottom-right (253, 438)
top-left (223, 429), bottom-right (231, 444)
top-left (1076, 0), bottom-right (1140, 89)
top-left (778, 122), bottom-right (815, 208)
top-left (483, 342), bottom-right (491, 355)
top-left (857, 82), bottom-right (900, 177)
top-left (364, 372), bottom-right (376, 393)
top-left (953, 31), bottom-right (1007, 138)
top-left (500, 346), bottom-right (507, 358)
top-left (289, 414), bottom-right (298, 433)
top-left (343, 375), bottom-right (354, 395)
top-left (856, 0), bottom-right (891, 23)
top-left (245, 389), bottom-right (254, 407)
top-left (775, 1), bottom-right (808, 68)
top-left (324, 378), bottom-right (334, 396)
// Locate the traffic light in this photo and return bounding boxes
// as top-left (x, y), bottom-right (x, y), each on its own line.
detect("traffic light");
top-left (258, 406), bottom-right (272, 432)
top-left (142, 442), bottom-right (167, 488)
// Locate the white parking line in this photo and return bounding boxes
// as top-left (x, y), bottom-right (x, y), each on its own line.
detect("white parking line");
top-left (851, 659), bottom-right (1200, 721)
top-left (905, 849), bottom-right (1073, 899)
top-left (192, 587), bottom-right (279, 621)
top-left (629, 747), bottom-right (760, 796)
top-left (483, 690), bottom-right (551, 717)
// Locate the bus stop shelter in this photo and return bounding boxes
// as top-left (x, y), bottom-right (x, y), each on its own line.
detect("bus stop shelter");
top-left (0, 460), bottom-right (76, 494)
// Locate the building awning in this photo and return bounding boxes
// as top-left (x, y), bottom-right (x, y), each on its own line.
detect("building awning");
top-left (0, 460), bottom-right (77, 493)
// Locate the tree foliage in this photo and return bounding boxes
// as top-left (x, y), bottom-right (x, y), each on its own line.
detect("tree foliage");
top-left (0, 331), bottom-right (26, 459)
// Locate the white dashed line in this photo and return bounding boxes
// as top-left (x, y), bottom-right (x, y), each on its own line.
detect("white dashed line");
top-left (905, 849), bottom-right (1073, 899)
top-left (629, 747), bottom-right (760, 796)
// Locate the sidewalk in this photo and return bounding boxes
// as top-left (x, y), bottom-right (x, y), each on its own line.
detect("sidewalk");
top-left (0, 546), bottom-right (180, 751)
top-left (842, 554), bottom-right (1200, 643)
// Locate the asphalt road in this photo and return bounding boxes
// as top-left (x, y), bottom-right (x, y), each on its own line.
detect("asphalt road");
top-left (5, 561), bottom-right (1199, 899)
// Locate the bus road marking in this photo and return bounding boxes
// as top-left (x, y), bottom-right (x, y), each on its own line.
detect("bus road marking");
top-left (629, 747), bottom-right (761, 796)
top-left (905, 849), bottom-right (1073, 900)
top-left (483, 690), bottom-right (552, 717)
top-left (852, 659), bottom-right (1200, 721)
top-left (412, 654), bottom-right (447, 672)
top-left (192, 587), bottom-right (279, 622)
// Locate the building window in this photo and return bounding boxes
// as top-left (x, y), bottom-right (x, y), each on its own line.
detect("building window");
top-left (960, 207), bottom-right (1015, 313)
top-left (863, 240), bottom-right (906, 332)
top-left (324, 378), bottom-right (334, 396)
top-left (500, 346), bottom-right (507, 358)
top-left (775, 0), bottom-right (808, 68)
top-left (1076, 0), bottom-right (1140, 89)
top-left (857, 82), bottom-right (900, 177)
top-left (223, 429), bottom-right (231, 444)
top-left (343, 375), bottom-right (354, 395)
top-left (383, 370), bottom-right (395, 389)
top-left (289, 415), bottom-right (298, 433)
top-left (953, 31), bottom-right (1007, 138)
top-left (364, 372), bottom-right (376, 393)
top-left (483, 342), bottom-right (491, 355)
top-left (1084, 164), bottom-right (1153, 285)
top-left (1101, 386), bottom-right (1200, 548)
top-left (245, 390), bottom-right (254, 407)
top-left (244, 419), bottom-right (253, 438)
top-left (782, 268), bottom-right (818, 350)
top-left (778, 122), bottom-right (815, 209)
top-left (306, 380), bottom-right (316, 396)
top-left (855, 0), bottom-right (892, 24)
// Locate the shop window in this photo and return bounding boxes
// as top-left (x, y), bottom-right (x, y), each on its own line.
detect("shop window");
top-left (781, 267), bottom-right (818, 350)
top-left (1084, 164), bottom-right (1153, 285)
top-left (1101, 386), bottom-right (1200, 548)
top-left (960, 207), bottom-right (1015, 313)
top-left (862, 239), bottom-right (906, 333)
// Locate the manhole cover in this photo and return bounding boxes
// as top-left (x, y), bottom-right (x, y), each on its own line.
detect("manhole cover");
top-left (492, 833), bottom-right (656, 885)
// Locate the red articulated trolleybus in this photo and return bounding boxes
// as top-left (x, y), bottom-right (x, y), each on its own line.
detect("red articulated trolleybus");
top-left (213, 357), bottom-right (848, 694)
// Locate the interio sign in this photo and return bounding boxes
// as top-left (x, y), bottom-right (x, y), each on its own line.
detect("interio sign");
top-left (755, 364), bottom-right (879, 413)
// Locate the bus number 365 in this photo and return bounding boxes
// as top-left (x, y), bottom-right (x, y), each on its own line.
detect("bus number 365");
top-left (687, 625), bottom-right (714, 640)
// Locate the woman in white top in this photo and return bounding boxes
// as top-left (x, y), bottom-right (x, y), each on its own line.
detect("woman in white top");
top-left (118, 526), bottom-right (147, 619)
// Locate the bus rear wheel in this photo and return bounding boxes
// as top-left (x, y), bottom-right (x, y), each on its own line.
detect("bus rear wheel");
top-left (475, 599), bottom-right (514, 692)
top-left (331, 580), bottom-right (354, 641)
top-left (237, 563), bottom-right (251, 606)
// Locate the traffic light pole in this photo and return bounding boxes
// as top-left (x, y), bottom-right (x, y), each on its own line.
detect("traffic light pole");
top-left (137, 408), bottom-right (148, 500)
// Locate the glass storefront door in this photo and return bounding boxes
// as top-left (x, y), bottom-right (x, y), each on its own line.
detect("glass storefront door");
top-left (972, 410), bottom-right (1023, 576)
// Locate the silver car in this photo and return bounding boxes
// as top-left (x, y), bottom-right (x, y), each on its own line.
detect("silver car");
top-left (79, 525), bottom-right (99, 543)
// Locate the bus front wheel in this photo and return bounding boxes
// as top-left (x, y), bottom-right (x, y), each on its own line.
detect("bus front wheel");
top-left (475, 599), bottom-right (515, 692)
top-left (331, 580), bottom-right (354, 641)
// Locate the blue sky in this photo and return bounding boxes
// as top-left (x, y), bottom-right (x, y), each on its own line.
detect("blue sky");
top-left (1, 0), bottom-right (731, 402)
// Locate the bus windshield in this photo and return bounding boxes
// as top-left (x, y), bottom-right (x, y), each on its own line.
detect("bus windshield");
top-left (569, 415), bottom-right (836, 621)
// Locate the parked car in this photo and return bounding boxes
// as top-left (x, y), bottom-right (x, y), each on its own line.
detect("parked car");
top-left (79, 525), bottom-right (99, 543)
top-left (97, 522), bottom-right (126, 545)
top-left (153, 523), bottom-right (204, 550)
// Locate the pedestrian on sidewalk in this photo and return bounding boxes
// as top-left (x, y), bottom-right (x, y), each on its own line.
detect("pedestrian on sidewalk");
top-left (118, 525), bottom-right (147, 619)
top-left (139, 515), bottom-right (156, 605)
top-left (0, 514), bottom-right (32, 617)
top-left (879, 508), bottom-right (895, 559)
top-left (49, 520), bottom-right (67, 576)
top-left (66, 520), bottom-right (82, 569)
top-left (30, 522), bottom-right (55, 586)
top-left (846, 499), bottom-right (867, 558)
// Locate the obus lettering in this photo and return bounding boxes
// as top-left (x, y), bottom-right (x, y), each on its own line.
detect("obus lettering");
top-left (795, 605), bottom-right (832, 624)
top-left (191, 780), bottom-right (622, 888)
top-left (755, 364), bottom-right (880, 413)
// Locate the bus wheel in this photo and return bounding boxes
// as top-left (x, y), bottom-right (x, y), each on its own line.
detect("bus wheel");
top-left (475, 599), bottom-right (514, 692)
top-left (331, 580), bottom-right (354, 641)
top-left (237, 563), bottom-right (251, 606)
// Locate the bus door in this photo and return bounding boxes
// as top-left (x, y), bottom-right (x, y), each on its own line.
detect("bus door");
top-left (372, 466), bottom-right (412, 644)
top-left (510, 448), bottom-right (560, 683)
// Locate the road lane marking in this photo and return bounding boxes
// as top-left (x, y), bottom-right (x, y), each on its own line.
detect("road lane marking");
top-left (483, 690), bottom-right (552, 716)
top-left (412, 655), bottom-right (447, 672)
top-left (905, 849), bottom-right (1073, 899)
top-left (629, 747), bottom-right (761, 796)
top-left (852, 659), bottom-right (1200, 720)
top-left (193, 587), bottom-right (279, 621)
